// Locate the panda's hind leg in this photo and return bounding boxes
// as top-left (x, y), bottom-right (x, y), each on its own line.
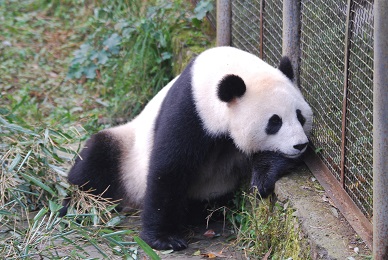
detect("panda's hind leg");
top-left (63, 131), bottom-right (126, 213)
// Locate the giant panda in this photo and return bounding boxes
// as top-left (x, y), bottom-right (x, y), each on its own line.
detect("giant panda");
top-left (65, 46), bottom-right (313, 251)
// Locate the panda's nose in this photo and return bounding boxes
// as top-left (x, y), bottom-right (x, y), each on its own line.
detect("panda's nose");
top-left (293, 142), bottom-right (308, 151)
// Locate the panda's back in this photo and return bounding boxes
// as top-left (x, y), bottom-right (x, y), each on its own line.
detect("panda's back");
top-left (110, 77), bottom-right (179, 207)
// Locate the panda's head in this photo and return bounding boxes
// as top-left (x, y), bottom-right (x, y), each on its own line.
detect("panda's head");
top-left (217, 56), bottom-right (313, 158)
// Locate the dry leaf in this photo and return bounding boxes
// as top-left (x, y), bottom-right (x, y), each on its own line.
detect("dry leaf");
top-left (201, 252), bottom-right (217, 258)
top-left (201, 251), bottom-right (227, 258)
top-left (203, 229), bottom-right (216, 238)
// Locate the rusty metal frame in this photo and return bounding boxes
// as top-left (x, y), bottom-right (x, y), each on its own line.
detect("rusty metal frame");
top-left (340, 0), bottom-right (357, 190)
top-left (340, 0), bottom-right (353, 188)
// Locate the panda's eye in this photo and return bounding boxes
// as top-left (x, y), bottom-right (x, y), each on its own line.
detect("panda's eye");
top-left (266, 114), bottom-right (282, 135)
top-left (296, 109), bottom-right (306, 126)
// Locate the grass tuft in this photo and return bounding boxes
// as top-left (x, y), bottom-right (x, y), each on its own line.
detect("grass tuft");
top-left (229, 190), bottom-right (311, 259)
top-left (64, 186), bottom-right (121, 225)
top-left (1, 0), bottom-right (213, 258)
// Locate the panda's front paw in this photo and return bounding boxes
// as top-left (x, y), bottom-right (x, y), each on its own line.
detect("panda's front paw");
top-left (140, 232), bottom-right (188, 251)
top-left (251, 184), bottom-right (273, 198)
top-left (251, 174), bottom-right (275, 198)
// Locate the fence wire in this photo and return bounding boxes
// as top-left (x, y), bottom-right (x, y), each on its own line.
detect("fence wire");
top-left (300, 1), bottom-right (346, 182)
top-left (231, 0), bottom-right (283, 67)
top-left (231, 0), bottom-right (261, 57)
top-left (343, 0), bottom-right (373, 218)
top-left (230, 0), bottom-right (374, 220)
top-left (300, 0), bottom-right (374, 219)
top-left (261, 0), bottom-right (282, 66)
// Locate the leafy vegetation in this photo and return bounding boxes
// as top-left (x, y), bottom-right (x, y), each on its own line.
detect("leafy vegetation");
top-left (229, 190), bottom-right (311, 259)
top-left (66, 0), bottom-right (213, 119)
top-left (1, 0), bottom-right (213, 258)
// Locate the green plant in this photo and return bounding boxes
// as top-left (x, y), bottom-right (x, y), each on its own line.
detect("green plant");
top-left (229, 190), bottom-right (310, 259)
top-left (1, 0), bottom-right (213, 258)
top-left (192, 0), bottom-right (214, 27)
top-left (0, 110), bottom-right (162, 258)
top-left (66, 0), bottom-right (213, 119)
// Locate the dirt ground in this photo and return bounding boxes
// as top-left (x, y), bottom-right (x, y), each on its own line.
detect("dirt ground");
top-left (122, 216), bottom-right (247, 259)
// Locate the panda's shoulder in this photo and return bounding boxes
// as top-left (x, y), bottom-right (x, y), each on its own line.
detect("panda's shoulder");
top-left (153, 60), bottom-right (203, 138)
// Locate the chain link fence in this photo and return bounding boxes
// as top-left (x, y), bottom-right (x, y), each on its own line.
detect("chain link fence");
top-left (231, 1), bottom-right (262, 57)
top-left (343, 0), bottom-right (373, 218)
top-left (231, 0), bottom-right (374, 221)
top-left (231, 0), bottom-right (282, 66)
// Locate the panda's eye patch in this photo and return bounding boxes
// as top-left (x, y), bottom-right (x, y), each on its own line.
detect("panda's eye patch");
top-left (296, 109), bottom-right (306, 126)
top-left (266, 114), bottom-right (282, 135)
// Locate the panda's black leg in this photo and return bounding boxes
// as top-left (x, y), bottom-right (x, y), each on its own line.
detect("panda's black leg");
top-left (139, 59), bottom-right (216, 250)
top-left (251, 152), bottom-right (299, 198)
top-left (140, 167), bottom-right (190, 251)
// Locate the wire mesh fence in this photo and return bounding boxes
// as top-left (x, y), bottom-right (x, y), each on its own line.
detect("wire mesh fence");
top-left (231, 0), bottom-right (283, 67)
top-left (231, 0), bottom-right (261, 57)
top-left (230, 0), bottom-right (374, 221)
top-left (261, 0), bottom-right (282, 66)
top-left (300, 0), bottom-right (346, 183)
top-left (343, 0), bottom-right (373, 219)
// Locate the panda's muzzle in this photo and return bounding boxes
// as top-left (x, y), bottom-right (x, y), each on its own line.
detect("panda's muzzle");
top-left (293, 142), bottom-right (308, 151)
top-left (283, 142), bottom-right (309, 158)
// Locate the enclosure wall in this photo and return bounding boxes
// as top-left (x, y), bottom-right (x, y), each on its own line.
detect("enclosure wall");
top-left (373, 0), bottom-right (388, 258)
top-left (229, 0), bottom-right (375, 249)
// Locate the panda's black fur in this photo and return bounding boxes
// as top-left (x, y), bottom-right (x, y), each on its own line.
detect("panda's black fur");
top-left (142, 61), bottom-right (250, 250)
top-left (64, 47), bottom-right (313, 251)
top-left (66, 132), bottom-right (125, 201)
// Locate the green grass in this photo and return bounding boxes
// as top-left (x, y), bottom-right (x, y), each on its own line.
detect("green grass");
top-left (0, 0), bottom-right (213, 258)
top-left (228, 190), bottom-right (311, 259)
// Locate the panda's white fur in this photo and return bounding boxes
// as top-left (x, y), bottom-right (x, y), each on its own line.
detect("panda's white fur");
top-left (65, 46), bottom-right (313, 251)
top-left (191, 47), bottom-right (312, 154)
top-left (108, 77), bottom-right (179, 207)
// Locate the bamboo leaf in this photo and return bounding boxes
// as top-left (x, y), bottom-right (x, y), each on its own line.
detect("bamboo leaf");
top-left (7, 153), bottom-right (22, 173)
top-left (33, 207), bottom-right (48, 222)
top-left (20, 173), bottom-right (56, 196)
top-left (134, 236), bottom-right (160, 260)
top-left (101, 230), bottom-right (133, 238)
top-left (17, 150), bottom-right (32, 172)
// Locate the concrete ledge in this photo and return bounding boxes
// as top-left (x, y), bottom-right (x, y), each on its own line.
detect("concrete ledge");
top-left (274, 164), bottom-right (370, 259)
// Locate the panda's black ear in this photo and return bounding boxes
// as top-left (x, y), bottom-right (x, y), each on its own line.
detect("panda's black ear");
top-left (278, 56), bottom-right (294, 81)
top-left (217, 74), bottom-right (246, 103)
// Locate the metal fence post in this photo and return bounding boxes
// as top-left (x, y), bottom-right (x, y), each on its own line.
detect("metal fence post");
top-left (373, 0), bottom-right (388, 259)
top-left (217, 0), bottom-right (231, 46)
top-left (282, 0), bottom-right (301, 85)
